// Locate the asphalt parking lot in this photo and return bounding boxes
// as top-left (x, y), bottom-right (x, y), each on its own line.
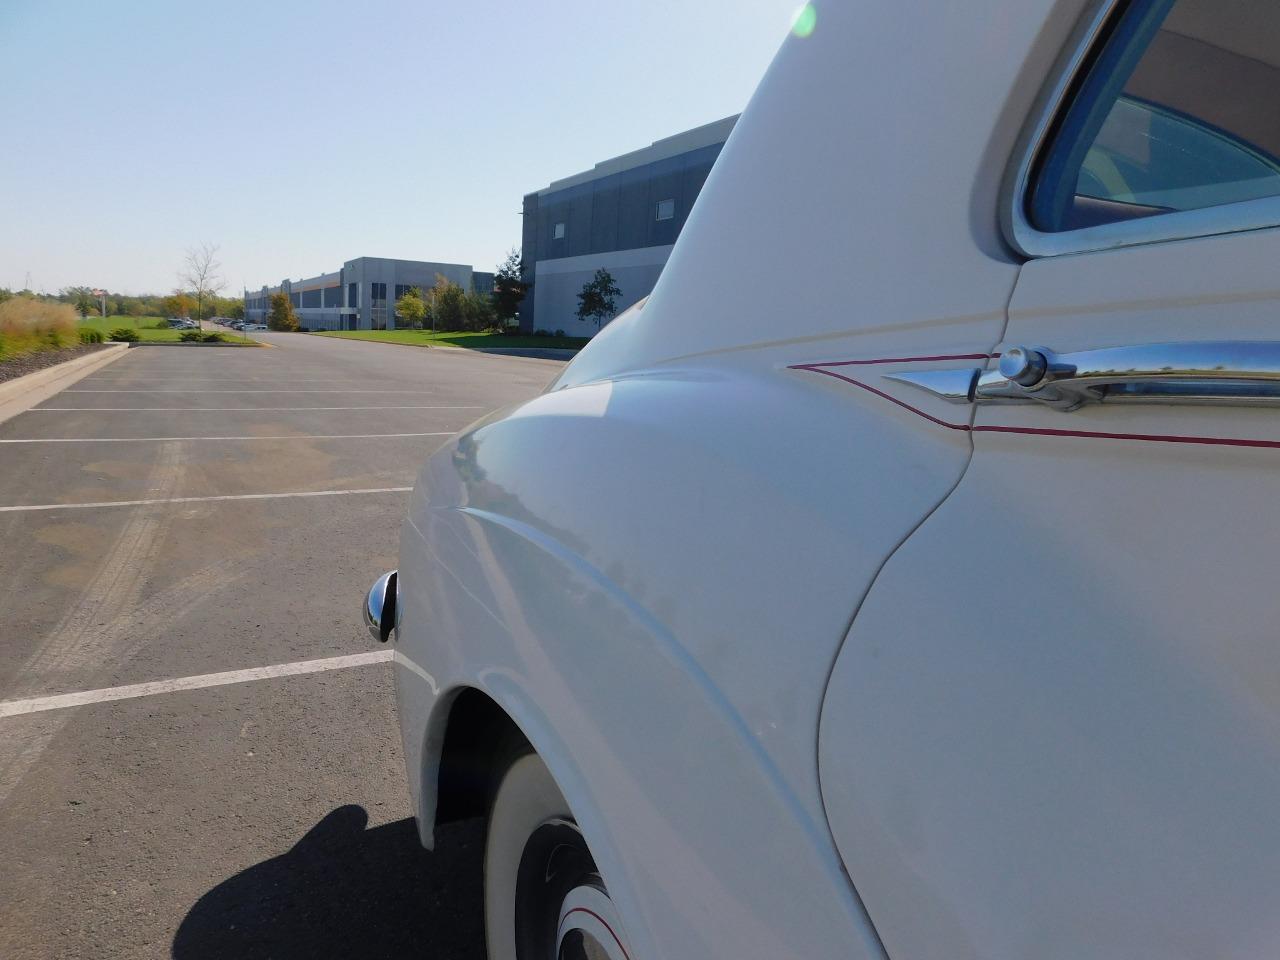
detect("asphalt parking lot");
top-left (0, 333), bottom-right (564, 959)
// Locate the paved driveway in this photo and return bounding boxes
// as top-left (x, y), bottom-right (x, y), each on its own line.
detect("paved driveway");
top-left (0, 333), bottom-right (564, 959)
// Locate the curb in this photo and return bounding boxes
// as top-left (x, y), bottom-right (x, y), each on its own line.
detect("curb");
top-left (304, 333), bottom-right (577, 361)
top-left (0, 343), bottom-right (130, 427)
top-left (127, 341), bottom-right (264, 347)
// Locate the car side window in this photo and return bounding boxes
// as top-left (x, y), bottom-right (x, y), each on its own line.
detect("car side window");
top-left (1030, 0), bottom-right (1280, 233)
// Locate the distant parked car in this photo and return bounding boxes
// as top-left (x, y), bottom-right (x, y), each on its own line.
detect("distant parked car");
top-left (243, 323), bottom-right (267, 331)
top-left (367, 1), bottom-right (1280, 958)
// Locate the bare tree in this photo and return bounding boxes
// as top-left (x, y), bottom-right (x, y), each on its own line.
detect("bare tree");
top-left (178, 242), bottom-right (225, 330)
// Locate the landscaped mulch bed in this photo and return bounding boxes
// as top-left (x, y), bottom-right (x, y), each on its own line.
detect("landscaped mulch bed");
top-left (0, 343), bottom-right (112, 385)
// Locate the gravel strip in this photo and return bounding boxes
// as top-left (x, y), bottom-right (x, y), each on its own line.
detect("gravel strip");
top-left (0, 343), bottom-right (113, 385)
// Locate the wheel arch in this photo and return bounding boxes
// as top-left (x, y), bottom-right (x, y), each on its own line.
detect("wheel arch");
top-left (426, 685), bottom-right (529, 833)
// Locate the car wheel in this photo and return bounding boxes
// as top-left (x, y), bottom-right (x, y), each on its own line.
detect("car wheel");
top-left (485, 751), bottom-right (633, 960)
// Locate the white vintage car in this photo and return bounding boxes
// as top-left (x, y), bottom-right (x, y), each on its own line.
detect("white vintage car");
top-left (367, 0), bottom-right (1280, 956)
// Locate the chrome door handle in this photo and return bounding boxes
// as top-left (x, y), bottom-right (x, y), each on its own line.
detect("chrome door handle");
top-left (890, 342), bottom-right (1280, 411)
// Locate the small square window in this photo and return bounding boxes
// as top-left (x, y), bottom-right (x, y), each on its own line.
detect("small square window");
top-left (656, 198), bottom-right (676, 221)
top-left (553, 222), bottom-right (566, 240)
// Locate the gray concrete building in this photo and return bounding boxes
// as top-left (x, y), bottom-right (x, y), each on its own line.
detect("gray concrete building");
top-left (245, 256), bottom-right (488, 331)
top-left (520, 115), bottom-right (738, 336)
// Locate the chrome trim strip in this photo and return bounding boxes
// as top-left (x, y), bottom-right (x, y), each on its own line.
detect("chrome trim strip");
top-left (885, 369), bottom-right (979, 403)
top-left (978, 341), bottom-right (1280, 410)
top-left (1001, 0), bottom-right (1280, 258)
top-left (881, 342), bottom-right (1280, 411)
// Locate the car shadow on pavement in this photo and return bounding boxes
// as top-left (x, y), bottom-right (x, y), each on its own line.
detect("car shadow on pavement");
top-left (172, 806), bottom-right (485, 959)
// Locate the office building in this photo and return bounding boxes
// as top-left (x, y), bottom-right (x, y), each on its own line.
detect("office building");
top-left (245, 256), bottom-right (485, 331)
top-left (519, 115), bottom-right (738, 335)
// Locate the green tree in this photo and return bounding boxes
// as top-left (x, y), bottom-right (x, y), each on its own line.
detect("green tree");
top-left (163, 293), bottom-right (195, 318)
top-left (426, 275), bottom-right (467, 332)
top-left (61, 286), bottom-right (95, 318)
top-left (267, 291), bottom-right (298, 331)
top-left (395, 287), bottom-right (427, 329)
top-left (492, 249), bottom-right (529, 328)
top-left (576, 268), bottom-right (622, 331)
top-left (227, 302), bottom-right (245, 320)
top-left (462, 290), bottom-right (497, 332)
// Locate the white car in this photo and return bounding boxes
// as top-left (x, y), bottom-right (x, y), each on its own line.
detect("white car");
top-left (368, 0), bottom-right (1280, 957)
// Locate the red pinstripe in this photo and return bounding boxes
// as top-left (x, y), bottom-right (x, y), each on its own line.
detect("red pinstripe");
top-left (792, 355), bottom-right (1280, 450)
top-left (559, 906), bottom-right (633, 960)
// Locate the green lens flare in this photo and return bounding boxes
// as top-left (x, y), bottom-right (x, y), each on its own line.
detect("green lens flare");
top-left (791, 3), bottom-right (817, 38)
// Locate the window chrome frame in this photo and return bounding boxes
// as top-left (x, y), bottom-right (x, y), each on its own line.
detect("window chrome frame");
top-left (1002, 0), bottom-right (1280, 259)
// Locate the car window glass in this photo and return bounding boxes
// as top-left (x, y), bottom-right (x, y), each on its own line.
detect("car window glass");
top-left (1031, 0), bottom-right (1280, 233)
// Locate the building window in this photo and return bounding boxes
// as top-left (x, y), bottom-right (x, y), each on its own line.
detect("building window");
top-left (348, 282), bottom-right (358, 308)
top-left (370, 282), bottom-right (388, 330)
top-left (656, 198), bottom-right (676, 221)
top-left (553, 222), bottom-right (566, 240)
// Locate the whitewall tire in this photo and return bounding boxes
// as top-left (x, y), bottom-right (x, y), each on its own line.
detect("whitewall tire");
top-left (485, 751), bottom-right (634, 960)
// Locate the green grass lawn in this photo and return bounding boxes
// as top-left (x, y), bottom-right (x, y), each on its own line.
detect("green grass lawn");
top-left (79, 316), bottom-right (182, 342)
top-left (311, 329), bottom-right (590, 352)
top-left (77, 316), bottom-right (255, 344)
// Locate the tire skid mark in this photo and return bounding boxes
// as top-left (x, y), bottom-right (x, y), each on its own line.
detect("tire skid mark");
top-left (0, 442), bottom-right (228, 803)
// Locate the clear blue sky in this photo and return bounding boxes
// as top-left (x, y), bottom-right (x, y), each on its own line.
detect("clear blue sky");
top-left (0, 0), bottom-right (797, 296)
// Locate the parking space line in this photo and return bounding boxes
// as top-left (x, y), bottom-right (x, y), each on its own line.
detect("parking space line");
top-left (0, 486), bottom-right (413, 513)
top-left (79, 381), bottom-right (373, 386)
top-left (65, 389), bottom-right (444, 394)
top-left (0, 432), bottom-right (453, 444)
top-left (0, 651), bottom-right (393, 718)
top-left (32, 405), bottom-right (483, 412)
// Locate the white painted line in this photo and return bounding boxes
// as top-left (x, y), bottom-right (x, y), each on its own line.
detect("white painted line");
top-left (32, 405), bottom-right (482, 412)
top-left (65, 389), bottom-right (442, 394)
top-left (0, 486), bottom-right (413, 513)
top-left (0, 432), bottom-right (453, 444)
top-left (81, 381), bottom-right (373, 386)
top-left (0, 650), bottom-right (393, 718)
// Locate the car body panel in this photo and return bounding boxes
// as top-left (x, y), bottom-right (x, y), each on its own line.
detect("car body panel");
top-left (393, 341), bottom-right (986, 959)
top-left (554, 0), bottom-right (1081, 389)
top-left (382, 0), bottom-right (1280, 956)
top-left (820, 220), bottom-right (1280, 958)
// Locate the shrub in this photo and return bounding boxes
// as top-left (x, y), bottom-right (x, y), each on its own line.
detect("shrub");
top-left (267, 292), bottom-right (299, 331)
top-left (0, 297), bottom-right (78, 359)
top-left (554, 329), bottom-right (565, 338)
top-left (110, 327), bottom-right (140, 343)
top-left (79, 328), bottom-right (104, 344)
top-left (462, 290), bottom-right (497, 332)
top-left (179, 329), bottom-right (203, 342)
top-left (201, 332), bottom-right (224, 343)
